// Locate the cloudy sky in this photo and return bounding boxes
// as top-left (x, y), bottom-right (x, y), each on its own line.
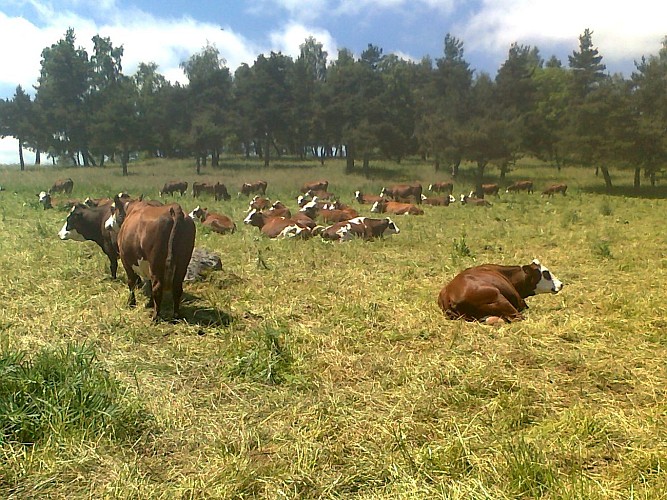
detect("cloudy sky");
top-left (1, 0), bottom-right (666, 165)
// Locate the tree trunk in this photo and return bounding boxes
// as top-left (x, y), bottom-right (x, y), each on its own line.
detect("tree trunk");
top-left (196, 155), bottom-right (201, 175)
top-left (634, 167), bottom-right (641, 189)
top-left (99, 154), bottom-right (105, 168)
top-left (600, 166), bottom-right (612, 190)
top-left (475, 161), bottom-right (487, 199)
top-left (18, 138), bottom-right (25, 171)
top-left (451, 158), bottom-right (461, 178)
top-left (362, 153), bottom-right (370, 178)
top-left (121, 147), bottom-right (129, 176)
top-left (264, 134), bottom-right (270, 168)
top-left (212, 149), bottom-right (219, 167)
top-left (434, 158), bottom-right (440, 172)
top-left (345, 144), bottom-right (355, 173)
top-left (499, 161), bottom-right (509, 181)
top-left (651, 171), bottom-right (656, 186)
top-left (35, 149), bottom-right (41, 166)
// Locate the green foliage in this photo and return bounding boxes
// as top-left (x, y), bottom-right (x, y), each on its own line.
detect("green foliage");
top-left (503, 437), bottom-right (556, 497)
top-left (227, 325), bottom-right (295, 385)
top-left (452, 233), bottom-right (474, 260)
top-left (593, 240), bottom-right (613, 259)
top-left (0, 342), bottom-right (150, 445)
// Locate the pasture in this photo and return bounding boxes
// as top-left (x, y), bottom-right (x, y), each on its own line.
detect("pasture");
top-left (1, 157), bottom-right (667, 498)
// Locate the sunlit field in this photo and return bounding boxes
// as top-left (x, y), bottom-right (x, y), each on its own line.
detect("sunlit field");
top-left (2, 156), bottom-right (667, 498)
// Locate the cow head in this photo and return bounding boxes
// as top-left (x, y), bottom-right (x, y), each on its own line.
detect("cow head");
top-left (370, 200), bottom-right (386, 213)
top-left (384, 217), bottom-right (400, 236)
top-left (104, 194), bottom-right (128, 233)
top-left (379, 187), bottom-right (387, 197)
top-left (523, 259), bottom-right (563, 295)
top-left (37, 191), bottom-right (52, 209)
top-left (58, 204), bottom-right (88, 241)
top-left (188, 205), bottom-right (206, 221)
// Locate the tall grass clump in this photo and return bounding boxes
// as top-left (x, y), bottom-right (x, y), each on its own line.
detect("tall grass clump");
top-left (0, 341), bottom-right (151, 445)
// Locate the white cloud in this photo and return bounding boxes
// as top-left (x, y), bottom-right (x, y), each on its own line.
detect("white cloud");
top-left (268, 22), bottom-right (338, 60)
top-left (458, 0), bottom-right (667, 69)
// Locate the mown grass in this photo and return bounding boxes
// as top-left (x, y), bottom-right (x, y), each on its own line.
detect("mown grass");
top-left (1, 156), bottom-right (667, 498)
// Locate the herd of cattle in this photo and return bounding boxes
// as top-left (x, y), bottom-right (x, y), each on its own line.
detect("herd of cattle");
top-left (42, 176), bottom-right (565, 322)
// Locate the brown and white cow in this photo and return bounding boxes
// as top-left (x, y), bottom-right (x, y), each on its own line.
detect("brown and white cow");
top-left (58, 202), bottom-right (119, 279)
top-left (248, 195), bottom-right (272, 211)
top-left (506, 180), bottom-right (534, 193)
top-left (370, 199), bottom-right (424, 215)
top-left (50, 178), bottom-right (74, 195)
top-left (542, 183), bottom-right (568, 197)
top-left (300, 180), bottom-right (329, 194)
top-left (84, 192), bottom-right (132, 208)
top-left (105, 197), bottom-right (196, 321)
top-left (354, 191), bottom-right (386, 205)
top-left (300, 200), bottom-right (358, 222)
top-left (267, 200), bottom-right (292, 218)
top-left (239, 180), bottom-right (268, 197)
top-left (37, 191), bottom-right (53, 209)
top-left (438, 259), bottom-right (563, 324)
top-left (380, 183), bottom-right (423, 204)
top-left (188, 206), bottom-right (236, 234)
top-left (243, 209), bottom-right (312, 238)
top-left (460, 193), bottom-right (492, 207)
top-left (421, 194), bottom-right (456, 206)
top-left (429, 181), bottom-right (454, 195)
top-left (316, 216), bottom-right (400, 242)
top-left (160, 180), bottom-right (188, 197)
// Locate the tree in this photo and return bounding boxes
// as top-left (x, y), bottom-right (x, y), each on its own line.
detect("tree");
top-left (568, 28), bottom-right (607, 100)
top-left (0, 86), bottom-right (35, 170)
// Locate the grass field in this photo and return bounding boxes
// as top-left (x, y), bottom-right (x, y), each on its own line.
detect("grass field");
top-left (1, 157), bottom-right (667, 498)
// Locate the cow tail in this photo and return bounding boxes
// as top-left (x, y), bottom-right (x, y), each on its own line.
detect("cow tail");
top-left (165, 207), bottom-right (182, 288)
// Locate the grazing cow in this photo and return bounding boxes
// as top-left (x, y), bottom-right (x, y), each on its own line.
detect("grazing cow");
top-left (58, 203), bottom-right (119, 279)
top-left (460, 193), bottom-right (492, 207)
top-left (300, 180), bottom-right (329, 194)
top-left (248, 195), bottom-right (272, 211)
top-left (160, 180), bottom-right (188, 197)
top-left (421, 194), bottom-right (456, 206)
top-left (192, 181), bottom-right (231, 201)
top-left (429, 181), bottom-right (454, 195)
top-left (316, 216), bottom-right (400, 242)
top-left (480, 183), bottom-right (500, 196)
top-left (506, 180), bottom-right (534, 193)
top-left (106, 197), bottom-right (196, 321)
top-left (49, 178), bottom-right (74, 195)
top-left (542, 183), bottom-right (568, 197)
top-left (354, 191), bottom-right (385, 205)
top-left (438, 259), bottom-right (563, 324)
top-left (380, 183), bottom-right (423, 204)
top-left (243, 209), bottom-right (312, 238)
top-left (239, 180), bottom-right (268, 197)
top-left (370, 200), bottom-right (424, 215)
top-left (188, 206), bottom-right (236, 234)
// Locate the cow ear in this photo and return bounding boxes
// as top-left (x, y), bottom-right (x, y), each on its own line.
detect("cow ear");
top-left (522, 264), bottom-right (541, 284)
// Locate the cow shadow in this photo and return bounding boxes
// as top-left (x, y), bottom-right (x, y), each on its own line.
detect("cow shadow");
top-left (176, 292), bottom-right (234, 328)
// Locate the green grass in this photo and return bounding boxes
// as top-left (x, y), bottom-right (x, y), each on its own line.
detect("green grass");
top-left (1, 156), bottom-right (667, 497)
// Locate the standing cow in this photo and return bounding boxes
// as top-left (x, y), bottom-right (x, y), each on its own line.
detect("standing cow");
top-left (50, 178), bottom-right (74, 195)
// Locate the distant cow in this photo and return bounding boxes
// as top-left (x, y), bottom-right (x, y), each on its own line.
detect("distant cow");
top-left (461, 193), bottom-right (492, 207)
top-left (239, 180), bottom-right (268, 197)
top-left (354, 191), bottom-right (385, 205)
top-left (300, 180), bottom-right (329, 194)
top-left (480, 183), bottom-right (500, 196)
top-left (192, 181), bottom-right (231, 201)
top-left (300, 200), bottom-right (358, 223)
top-left (58, 202), bottom-right (119, 279)
top-left (160, 180), bottom-right (188, 197)
top-left (506, 180), bottom-right (534, 193)
top-left (542, 183), bottom-right (568, 197)
top-left (188, 206), bottom-right (236, 234)
top-left (248, 195), bottom-right (271, 211)
top-left (380, 183), bottom-right (423, 204)
top-left (438, 259), bottom-right (563, 324)
top-left (243, 209), bottom-right (312, 238)
top-left (370, 200), bottom-right (424, 215)
top-left (316, 216), bottom-right (400, 242)
top-left (49, 178), bottom-right (74, 195)
top-left (106, 196), bottom-right (196, 321)
top-left (84, 192), bottom-right (132, 208)
top-left (421, 194), bottom-right (455, 206)
top-left (429, 181), bottom-right (454, 195)
top-left (37, 191), bottom-right (53, 209)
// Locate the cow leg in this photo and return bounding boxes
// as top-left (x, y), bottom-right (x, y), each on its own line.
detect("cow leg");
top-left (172, 281), bottom-right (184, 319)
top-left (150, 279), bottom-right (163, 322)
top-left (125, 268), bottom-right (139, 307)
top-left (478, 295), bottom-right (524, 322)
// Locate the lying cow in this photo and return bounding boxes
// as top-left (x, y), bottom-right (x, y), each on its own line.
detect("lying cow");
top-left (160, 180), bottom-right (188, 197)
top-left (239, 180), bottom-right (268, 197)
top-left (380, 183), bottom-right (423, 204)
top-left (58, 202), bottom-right (119, 279)
top-left (421, 194), bottom-right (455, 206)
top-left (461, 193), bottom-right (492, 207)
top-left (438, 259), bottom-right (563, 324)
top-left (429, 181), bottom-right (454, 194)
top-left (106, 196), bottom-right (196, 321)
top-left (189, 206), bottom-right (236, 234)
top-left (248, 195), bottom-right (271, 211)
top-left (243, 209), bottom-right (312, 238)
top-left (316, 216), bottom-right (400, 242)
top-left (542, 183), bottom-right (568, 197)
top-left (50, 178), bottom-right (74, 195)
top-left (370, 200), bottom-right (424, 215)
top-left (354, 191), bottom-right (385, 205)
top-left (506, 180), bottom-right (534, 193)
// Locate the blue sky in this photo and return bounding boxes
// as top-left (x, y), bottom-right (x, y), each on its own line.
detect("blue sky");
top-left (1, 0), bottom-right (666, 164)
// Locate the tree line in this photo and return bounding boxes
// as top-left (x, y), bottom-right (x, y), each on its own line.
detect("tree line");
top-left (1, 27), bottom-right (667, 191)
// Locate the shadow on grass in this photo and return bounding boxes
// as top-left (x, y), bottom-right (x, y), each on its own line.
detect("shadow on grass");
top-left (580, 184), bottom-right (667, 199)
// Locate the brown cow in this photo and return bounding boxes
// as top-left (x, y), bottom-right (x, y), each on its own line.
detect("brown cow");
top-left (370, 200), bottom-right (424, 215)
top-left (316, 216), bottom-right (400, 242)
top-left (542, 183), bottom-right (568, 197)
top-left (429, 181), bottom-right (454, 194)
top-left (460, 193), bottom-right (492, 207)
top-left (243, 209), bottom-right (312, 238)
top-left (248, 195), bottom-right (272, 211)
top-left (239, 180), bottom-right (268, 197)
top-left (58, 202), bottom-right (119, 279)
top-left (438, 260), bottom-right (563, 324)
top-left (506, 180), bottom-right (534, 193)
top-left (50, 178), bottom-right (74, 195)
top-left (300, 200), bottom-right (358, 222)
top-left (354, 191), bottom-right (386, 205)
top-left (421, 194), bottom-right (455, 206)
top-left (105, 197), bottom-right (196, 321)
top-left (191, 181), bottom-right (231, 201)
top-left (160, 180), bottom-right (188, 196)
top-left (480, 183), bottom-right (500, 196)
top-left (267, 200), bottom-right (292, 218)
top-left (300, 180), bottom-right (329, 193)
top-left (380, 183), bottom-right (423, 204)
top-left (188, 206), bottom-right (236, 234)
